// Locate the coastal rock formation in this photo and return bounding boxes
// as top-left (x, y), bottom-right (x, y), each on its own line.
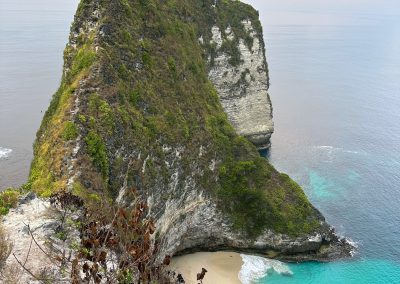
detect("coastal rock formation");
top-left (25, 0), bottom-right (352, 267)
top-left (205, 20), bottom-right (273, 149)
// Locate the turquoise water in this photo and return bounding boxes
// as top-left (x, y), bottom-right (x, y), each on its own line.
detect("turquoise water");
top-left (266, 260), bottom-right (400, 284)
top-left (243, 0), bottom-right (400, 283)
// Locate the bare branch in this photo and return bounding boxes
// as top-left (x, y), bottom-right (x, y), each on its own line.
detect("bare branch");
top-left (23, 236), bottom-right (33, 267)
top-left (12, 253), bottom-right (43, 283)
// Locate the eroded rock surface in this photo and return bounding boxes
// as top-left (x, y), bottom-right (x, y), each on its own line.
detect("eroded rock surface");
top-left (206, 20), bottom-right (274, 149)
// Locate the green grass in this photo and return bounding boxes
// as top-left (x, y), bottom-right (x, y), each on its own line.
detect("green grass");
top-left (62, 121), bottom-right (78, 141)
top-left (0, 189), bottom-right (20, 215)
top-left (69, 46), bottom-right (96, 79)
top-left (85, 131), bottom-right (109, 179)
top-left (28, 26), bottom-right (97, 195)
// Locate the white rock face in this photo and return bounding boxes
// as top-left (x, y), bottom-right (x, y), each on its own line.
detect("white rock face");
top-left (1, 194), bottom-right (79, 283)
top-left (1, 197), bottom-right (58, 282)
top-left (207, 20), bottom-right (274, 149)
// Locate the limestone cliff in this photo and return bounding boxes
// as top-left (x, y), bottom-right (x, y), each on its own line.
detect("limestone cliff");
top-left (204, 15), bottom-right (273, 149)
top-left (27, 0), bottom-right (352, 263)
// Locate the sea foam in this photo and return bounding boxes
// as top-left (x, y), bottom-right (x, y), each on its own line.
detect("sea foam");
top-left (345, 237), bottom-right (360, 257)
top-left (0, 147), bottom-right (12, 159)
top-left (239, 254), bottom-right (292, 284)
top-left (315, 145), bottom-right (364, 155)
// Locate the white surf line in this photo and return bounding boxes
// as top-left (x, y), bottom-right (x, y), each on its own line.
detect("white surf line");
top-left (0, 147), bottom-right (12, 159)
top-left (315, 145), bottom-right (364, 155)
top-left (239, 254), bottom-right (293, 284)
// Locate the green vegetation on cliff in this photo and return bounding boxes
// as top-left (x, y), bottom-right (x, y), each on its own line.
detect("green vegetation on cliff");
top-left (0, 189), bottom-right (20, 215)
top-left (29, 0), bottom-right (320, 238)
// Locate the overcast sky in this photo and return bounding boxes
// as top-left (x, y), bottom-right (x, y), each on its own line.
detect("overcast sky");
top-left (242, 0), bottom-right (400, 26)
top-left (242, 0), bottom-right (400, 13)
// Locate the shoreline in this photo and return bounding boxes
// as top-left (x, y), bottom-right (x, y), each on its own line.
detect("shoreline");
top-left (171, 251), bottom-right (244, 284)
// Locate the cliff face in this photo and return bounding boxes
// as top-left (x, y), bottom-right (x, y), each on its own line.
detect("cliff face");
top-left (28, 0), bottom-right (352, 261)
top-left (204, 16), bottom-right (273, 149)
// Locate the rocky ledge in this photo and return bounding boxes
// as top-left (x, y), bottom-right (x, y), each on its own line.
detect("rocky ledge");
top-left (1, 193), bottom-right (79, 283)
top-left (156, 192), bottom-right (354, 263)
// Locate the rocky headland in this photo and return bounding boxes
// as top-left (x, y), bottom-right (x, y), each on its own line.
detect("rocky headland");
top-left (1, 0), bottom-right (353, 282)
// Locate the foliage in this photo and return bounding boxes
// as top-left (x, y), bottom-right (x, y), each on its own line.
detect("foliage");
top-left (62, 121), bottom-right (78, 141)
top-left (68, 45), bottom-right (96, 80)
top-left (50, 191), bottom-right (84, 210)
top-left (88, 93), bottom-right (115, 134)
top-left (29, 30), bottom-right (97, 195)
top-left (0, 189), bottom-right (20, 215)
top-left (220, 38), bottom-right (243, 66)
top-left (191, 0), bottom-right (265, 67)
top-left (0, 220), bottom-right (12, 269)
top-left (218, 157), bottom-right (319, 237)
top-left (49, 190), bottom-right (173, 283)
top-left (85, 131), bottom-right (109, 178)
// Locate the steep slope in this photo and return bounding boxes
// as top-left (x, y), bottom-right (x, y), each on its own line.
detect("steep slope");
top-left (200, 1), bottom-right (274, 149)
top-left (28, 0), bottom-right (352, 261)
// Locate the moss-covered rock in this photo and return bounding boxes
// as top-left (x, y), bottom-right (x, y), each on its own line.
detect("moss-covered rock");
top-left (28, 0), bottom-right (352, 261)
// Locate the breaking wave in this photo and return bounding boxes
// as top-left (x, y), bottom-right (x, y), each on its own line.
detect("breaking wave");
top-left (313, 145), bottom-right (366, 163)
top-left (346, 237), bottom-right (360, 257)
top-left (315, 145), bottom-right (364, 155)
top-left (0, 147), bottom-right (12, 159)
top-left (239, 254), bottom-right (292, 284)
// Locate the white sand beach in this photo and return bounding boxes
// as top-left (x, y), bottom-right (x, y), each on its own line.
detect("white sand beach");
top-left (171, 251), bottom-right (243, 284)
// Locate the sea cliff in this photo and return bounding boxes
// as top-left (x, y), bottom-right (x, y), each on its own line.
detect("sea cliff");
top-left (2, 0), bottom-right (352, 281)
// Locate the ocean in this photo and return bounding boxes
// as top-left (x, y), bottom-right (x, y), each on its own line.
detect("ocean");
top-left (1, 0), bottom-right (400, 283)
top-left (0, 0), bottom-right (79, 188)
top-left (242, 0), bottom-right (400, 283)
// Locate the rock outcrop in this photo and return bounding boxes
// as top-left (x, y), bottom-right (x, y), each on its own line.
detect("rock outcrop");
top-left (1, 193), bottom-right (79, 283)
top-left (206, 19), bottom-right (273, 149)
top-left (25, 0), bottom-right (352, 267)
